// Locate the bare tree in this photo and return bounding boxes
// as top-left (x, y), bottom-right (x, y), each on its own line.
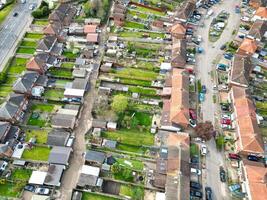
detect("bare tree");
top-left (195, 121), bottom-right (214, 141)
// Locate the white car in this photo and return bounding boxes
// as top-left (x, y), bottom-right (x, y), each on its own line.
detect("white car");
top-left (201, 144), bottom-right (207, 155)
top-left (0, 161), bottom-right (8, 171)
top-left (221, 114), bottom-right (231, 119)
top-left (191, 168), bottom-right (201, 175)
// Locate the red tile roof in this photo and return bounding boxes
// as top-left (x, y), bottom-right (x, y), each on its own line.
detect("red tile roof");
top-left (84, 24), bottom-right (97, 34)
top-left (231, 86), bottom-right (264, 154)
top-left (255, 7), bottom-right (267, 18)
top-left (237, 38), bottom-right (257, 55)
top-left (86, 33), bottom-right (98, 43)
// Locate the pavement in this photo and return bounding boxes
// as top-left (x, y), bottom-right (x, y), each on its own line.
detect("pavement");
top-left (195, 0), bottom-right (241, 199)
top-left (0, 0), bottom-right (40, 72)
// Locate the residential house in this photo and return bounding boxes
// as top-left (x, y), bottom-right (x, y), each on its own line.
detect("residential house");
top-left (0, 121), bottom-right (20, 149)
top-left (36, 35), bottom-right (63, 56)
top-left (161, 69), bottom-right (189, 130)
top-left (249, 0), bottom-right (267, 9)
top-left (85, 150), bottom-right (105, 166)
top-left (0, 93), bottom-right (28, 123)
top-left (252, 7), bottom-right (267, 21)
top-left (229, 55), bottom-right (252, 88)
top-left (43, 22), bottom-right (66, 42)
top-left (48, 146), bottom-right (72, 165)
top-left (247, 20), bottom-right (267, 42)
top-left (229, 86), bottom-right (264, 155)
top-left (110, 2), bottom-right (126, 26)
top-left (239, 160), bottom-right (267, 200)
top-left (175, 1), bottom-right (195, 22)
top-left (171, 39), bottom-right (187, 68)
top-left (86, 33), bottom-right (99, 44)
top-left (84, 24), bottom-right (97, 34)
top-left (237, 38), bottom-right (258, 56)
top-left (170, 23), bottom-right (186, 39)
top-left (49, 3), bottom-right (77, 26)
top-left (26, 53), bottom-right (57, 74)
top-left (91, 119), bottom-right (107, 129)
top-left (64, 78), bottom-right (88, 99)
top-left (13, 71), bottom-right (39, 95)
top-left (0, 144), bottom-right (13, 158)
top-left (47, 129), bottom-right (70, 146)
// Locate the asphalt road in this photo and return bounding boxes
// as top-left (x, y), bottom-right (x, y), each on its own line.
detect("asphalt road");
top-left (195, 0), bottom-right (241, 199)
top-left (0, 0), bottom-right (40, 72)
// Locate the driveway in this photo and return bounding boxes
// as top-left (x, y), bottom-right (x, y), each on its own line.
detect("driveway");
top-left (0, 0), bottom-right (41, 72)
top-left (195, 0), bottom-right (241, 199)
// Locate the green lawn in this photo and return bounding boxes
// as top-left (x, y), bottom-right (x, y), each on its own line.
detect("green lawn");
top-left (115, 68), bottom-right (158, 81)
top-left (116, 143), bottom-right (149, 154)
top-left (128, 86), bottom-right (157, 96)
top-left (124, 21), bottom-right (147, 29)
top-left (119, 185), bottom-right (144, 199)
top-left (61, 62), bottom-right (75, 69)
top-left (119, 31), bottom-right (164, 39)
top-left (25, 129), bottom-right (49, 144)
top-left (128, 10), bottom-right (148, 19)
top-left (16, 47), bottom-right (35, 54)
top-left (31, 103), bottom-right (56, 113)
top-left (82, 192), bottom-right (119, 200)
top-left (43, 89), bottom-right (64, 101)
top-left (22, 146), bottom-right (51, 161)
top-left (63, 51), bottom-right (79, 59)
top-left (119, 78), bottom-right (151, 87)
top-left (0, 85), bottom-right (12, 97)
top-left (33, 19), bottom-right (49, 25)
top-left (27, 113), bottom-right (47, 127)
top-left (24, 32), bottom-right (44, 40)
top-left (7, 57), bottom-right (28, 74)
top-left (0, 182), bottom-right (24, 198)
top-left (102, 129), bottom-right (154, 146)
top-left (135, 5), bottom-right (165, 16)
top-left (20, 40), bottom-right (37, 48)
top-left (116, 158), bottom-right (144, 171)
top-left (0, 1), bottom-right (15, 25)
top-left (5, 76), bottom-right (17, 85)
top-left (55, 79), bottom-right (70, 88)
top-left (48, 67), bottom-right (73, 78)
top-left (11, 169), bottom-right (32, 181)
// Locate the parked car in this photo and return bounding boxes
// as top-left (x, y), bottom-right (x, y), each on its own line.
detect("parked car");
top-left (201, 144), bottom-right (207, 155)
top-left (221, 114), bottom-right (231, 119)
top-left (220, 103), bottom-right (231, 112)
top-left (199, 92), bottom-right (205, 102)
top-left (205, 187), bottom-right (212, 200)
top-left (191, 156), bottom-right (199, 164)
top-left (13, 12), bottom-right (18, 17)
top-left (0, 161), bottom-right (8, 171)
top-left (66, 136), bottom-right (75, 147)
top-left (189, 109), bottom-right (197, 120)
top-left (219, 166), bottom-right (226, 182)
top-left (228, 153), bottom-right (241, 160)
top-left (189, 119), bottom-right (197, 128)
top-left (190, 181), bottom-right (202, 190)
top-left (221, 118), bottom-right (231, 125)
top-left (35, 187), bottom-right (50, 195)
top-left (24, 184), bottom-right (36, 192)
top-left (190, 190), bottom-right (203, 198)
top-left (191, 168), bottom-right (201, 175)
top-left (247, 155), bottom-right (260, 162)
top-left (224, 53), bottom-right (233, 60)
top-left (202, 85), bottom-right (207, 93)
top-left (220, 44), bottom-right (226, 50)
top-left (216, 63), bottom-right (228, 71)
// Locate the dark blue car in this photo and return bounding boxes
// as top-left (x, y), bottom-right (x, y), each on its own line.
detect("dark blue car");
top-left (224, 53), bottom-right (233, 60)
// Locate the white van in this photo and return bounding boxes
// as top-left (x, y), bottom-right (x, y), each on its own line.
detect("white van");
top-left (66, 136), bottom-right (75, 147)
top-left (191, 168), bottom-right (201, 175)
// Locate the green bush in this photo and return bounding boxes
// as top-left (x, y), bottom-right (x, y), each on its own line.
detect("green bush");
top-left (31, 1), bottom-right (50, 19)
top-left (216, 135), bottom-right (225, 150)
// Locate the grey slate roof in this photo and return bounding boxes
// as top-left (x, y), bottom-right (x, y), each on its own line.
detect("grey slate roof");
top-left (85, 150), bottom-right (105, 164)
top-left (0, 122), bottom-right (10, 141)
top-left (51, 114), bottom-right (76, 129)
top-left (77, 174), bottom-right (97, 187)
top-left (47, 129), bottom-right (70, 146)
top-left (0, 102), bottom-right (19, 120)
top-left (72, 78), bottom-right (88, 90)
top-left (8, 93), bottom-right (25, 106)
top-left (37, 35), bottom-right (57, 51)
top-left (44, 164), bottom-right (64, 186)
top-left (248, 20), bottom-right (267, 41)
top-left (102, 139), bottom-right (117, 149)
top-left (13, 71), bottom-right (39, 93)
top-left (48, 146), bottom-right (72, 165)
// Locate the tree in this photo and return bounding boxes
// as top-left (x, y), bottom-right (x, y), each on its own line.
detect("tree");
top-left (195, 121), bottom-right (214, 141)
top-left (111, 94), bottom-right (128, 114)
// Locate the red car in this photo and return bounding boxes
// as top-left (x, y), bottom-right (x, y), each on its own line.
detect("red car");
top-left (189, 109), bottom-right (197, 120)
top-left (221, 118), bottom-right (231, 125)
top-left (229, 153), bottom-right (241, 160)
